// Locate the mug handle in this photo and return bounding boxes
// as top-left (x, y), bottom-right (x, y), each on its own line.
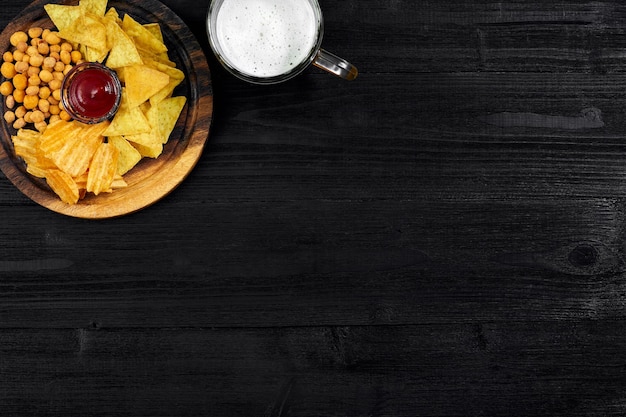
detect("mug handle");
top-left (313, 49), bottom-right (358, 81)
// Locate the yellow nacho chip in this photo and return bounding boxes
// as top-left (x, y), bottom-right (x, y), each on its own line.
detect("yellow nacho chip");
top-left (58, 13), bottom-right (108, 52)
top-left (103, 89), bottom-right (152, 136)
top-left (141, 24), bottom-right (172, 63)
top-left (122, 14), bottom-right (168, 54)
top-left (157, 96), bottom-right (187, 144)
top-left (104, 17), bottom-right (143, 68)
top-left (131, 103), bottom-right (162, 143)
top-left (44, 4), bottom-right (84, 32)
top-left (108, 135), bottom-right (142, 175)
top-left (83, 45), bottom-right (108, 63)
top-left (79, 0), bottom-right (108, 17)
top-left (123, 131), bottom-right (160, 149)
top-left (122, 101), bottom-right (161, 146)
top-left (124, 64), bottom-right (170, 108)
top-left (110, 175), bottom-right (128, 191)
top-left (105, 6), bottom-right (121, 23)
top-left (128, 139), bottom-right (163, 158)
top-left (150, 77), bottom-right (183, 106)
top-left (115, 66), bottom-right (126, 83)
top-left (137, 45), bottom-right (176, 67)
top-left (142, 58), bottom-right (184, 105)
top-left (143, 59), bottom-right (184, 80)
top-left (143, 23), bottom-right (163, 42)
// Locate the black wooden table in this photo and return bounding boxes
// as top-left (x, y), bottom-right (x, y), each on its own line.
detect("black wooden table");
top-left (2, 0), bottom-right (626, 416)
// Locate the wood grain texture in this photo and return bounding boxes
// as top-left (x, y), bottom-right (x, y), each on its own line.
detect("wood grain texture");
top-left (2, 323), bottom-right (625, 417)
top-left (1, 0), bottom-right (626, 416)
top-left (0, 0), bottom-right (213, 218)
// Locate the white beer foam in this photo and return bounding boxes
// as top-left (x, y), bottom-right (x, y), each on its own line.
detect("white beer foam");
top-left (215, 0), bottom-right (318, 78)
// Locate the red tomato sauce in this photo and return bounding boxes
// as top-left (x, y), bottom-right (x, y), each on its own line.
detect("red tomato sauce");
top-left (66, 66), bottom-right (119, 120)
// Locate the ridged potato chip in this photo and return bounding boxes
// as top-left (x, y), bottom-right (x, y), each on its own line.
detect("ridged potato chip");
top-left (45, 169), bottom-right (80, 205)
top-left (87, 142), bottom-right (119, 195)
top-left (48, 122), bottom-right (108, 177)
top-left (12, 129), bottom-right (56, 178)
top-left (39, 119), bottom-right (80, 155)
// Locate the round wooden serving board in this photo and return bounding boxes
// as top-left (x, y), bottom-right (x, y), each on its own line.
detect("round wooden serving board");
top-left (0, 0), bottom-right (213, 219)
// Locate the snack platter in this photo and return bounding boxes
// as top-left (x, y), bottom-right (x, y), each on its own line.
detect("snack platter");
top-left (0, 0), bottom-right (213, 219)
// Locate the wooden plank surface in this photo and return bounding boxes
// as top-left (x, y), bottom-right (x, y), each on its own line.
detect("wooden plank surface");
top-left (1, 0), bottom-right (626, 416)
top-left (2, 323), bottom-right (626, 416)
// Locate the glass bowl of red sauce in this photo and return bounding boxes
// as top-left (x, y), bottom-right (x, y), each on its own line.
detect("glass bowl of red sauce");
top-left (61, 62), bottom-right (122, 124)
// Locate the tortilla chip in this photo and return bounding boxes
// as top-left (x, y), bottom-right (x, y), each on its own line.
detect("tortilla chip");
top-left (103, 89), bottom-right (152, 136)
top-left (128, 139), bottom-right (163, 158)
top-left (79, 0), bottom-right (107, 17)
top-left (157, 96), bottom-right (186, 144)
top-left (137, 46), bottom-right (176, 67)
top-left (122, 14), bottom-right (168, 54)
top-left (104, 18), bottom-right (143, 68)
top-left (105, 6), bottom-right (121, 23)
top-left (84, 45), bottom-right (108, 63)
top-left (143, 57), bottom-right (182, 78)
top-left (58, 13), bottom-right (108, 52)
top-left (123, 131), bottom-right (160, 148)
top-left (115, 66), bottom-right (126, 83)
top-left (124, 64), bottom-right (170, 108)
top-left (108, 135), bottom-right (142, 175)
top-left (139, 58), bottom-right (184, 104)
top-left (44, 4), bottom-right (84, 31)
top-left (143, 23), bottom-right (163, 42)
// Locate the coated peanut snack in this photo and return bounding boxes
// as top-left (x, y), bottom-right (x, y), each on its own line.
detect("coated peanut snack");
top-left (1, 27), bottom-right (83, 132)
